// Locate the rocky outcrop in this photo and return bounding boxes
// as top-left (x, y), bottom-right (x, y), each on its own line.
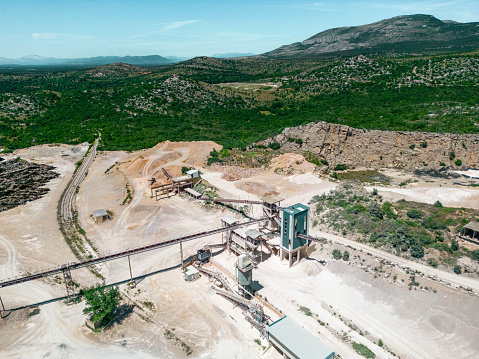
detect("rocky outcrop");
top-left (0, 158), bottom-right (59, 212)
top-left (262, 121), bottom-right (479, 170)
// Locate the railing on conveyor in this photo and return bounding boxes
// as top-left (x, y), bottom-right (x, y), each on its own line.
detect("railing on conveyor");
top-left (198, 197), bottom-right (263, 205)
top-left (162, 167), bottom-right (172, 179)
top-left (296, 233), bottom-right (323, 242)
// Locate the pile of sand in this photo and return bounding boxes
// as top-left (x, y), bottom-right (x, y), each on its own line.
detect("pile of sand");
top-left (235, 181), bottom-right (278, 197)
top-left (209, 164), bottom-right (260, 181)
top-left (269, 153), bottom-right (316, 174)
top-left (119, 141), bottom-right (221, 179)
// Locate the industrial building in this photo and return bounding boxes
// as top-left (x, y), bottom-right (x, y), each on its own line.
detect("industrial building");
top-left (268, 316), bottom-right (335, 359)
top-left (280, 204), bottom-right (310, 267)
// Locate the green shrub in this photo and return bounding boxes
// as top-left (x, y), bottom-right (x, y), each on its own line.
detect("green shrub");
top-left (378, 339), bottom-right (383, 347)
top-left (440, 162), bottom-right (446, 166)
top-left (295, 138), bottom-right (303, 145)
top-left (421, 141), bottom-right (428, 148)
top-left (407, 209), bottom-right (423, 219)
top-left (409, 144), bottom-right (415, 149)
top-left (343, 251), bottom-right (350, 261)
top-left (334, 164), bottom-right (347, 171)
top-left (433, 200), bottom-right (443, 208)
top-left (410, 245), bottom-right (424, 258)
top-left (320, 159), bottom-right (329, 166)
top-left (451, 239), bottom-right (459, 251)
top-left (352, 342), bottom-right (375, 358)
top-left (332, 249), bottom-right (342, 260)
top-left (454, 265), bottom-right (462, 275)
top-left (423, 216), bottom-right (446, 230)
top-left (299, 306), bottom-right (312, 316)
top-left (268, 142), bottom-right (281, 150)
top-left (449, 151), bottom-right (456, 160)
top-left (455, 159), bottom-right (462, 166)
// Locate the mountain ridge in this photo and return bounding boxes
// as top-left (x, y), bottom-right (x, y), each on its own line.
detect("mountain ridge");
top-left (0, 54), bottom-right (173, 67)
top-left (258, 14), bottom-right (479, 58)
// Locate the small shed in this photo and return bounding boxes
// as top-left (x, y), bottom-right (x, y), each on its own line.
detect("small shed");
top-left (186, 169), bottom-right (200, 178)
top-left (92, 209), bottom-right (110, 223)
top-left (184, 266), bottom-right (200, 282)
top-left (464, 221), bottom-right (479, 240)
top-left (221, 215), bottom-right (240, 226)
top-left (268, 316), bottom-right (335, 359)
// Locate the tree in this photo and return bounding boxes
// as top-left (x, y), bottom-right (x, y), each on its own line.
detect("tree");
top-left (433, 200), bottom-right (443, 208)
top-left (332, 249), bottom-right (342, 260)
top-left (342, 250), bottom-right (350, 261)
top-left (454, 265), bottom-right (462, 275)
top-left (378, 339), bottom-right (383, 347)
top-left (83, 284), bottom-right (121, 327)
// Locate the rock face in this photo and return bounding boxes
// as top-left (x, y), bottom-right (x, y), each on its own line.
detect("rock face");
top-left (263, 121), bottom-right (479, 170)
top-left (260, 15), bottom-right (479, 58)
top-left (0, 158), bottom-right (59, 212)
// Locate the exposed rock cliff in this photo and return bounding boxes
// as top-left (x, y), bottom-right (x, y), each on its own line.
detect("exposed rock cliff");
top-left (262, 121), bottom-right (479, 170)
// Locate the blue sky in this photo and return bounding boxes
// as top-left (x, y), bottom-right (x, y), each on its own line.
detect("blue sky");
top-left (1, 0), bottom-right (478, 58)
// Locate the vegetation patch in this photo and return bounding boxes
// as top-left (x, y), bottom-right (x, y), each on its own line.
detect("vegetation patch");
top-left (352, 342), bottom-right (375, 358)
top-left (310, 181), bottom-right (479, 265)
top-left (334, 170), bottom-right (390, 185)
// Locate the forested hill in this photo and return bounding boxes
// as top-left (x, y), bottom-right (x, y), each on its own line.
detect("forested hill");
top-left (1, 52), bottom-right (479, 152)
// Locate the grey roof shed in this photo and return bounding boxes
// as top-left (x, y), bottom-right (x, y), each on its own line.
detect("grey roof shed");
top-left (268, 316), bottom-right (335, 359)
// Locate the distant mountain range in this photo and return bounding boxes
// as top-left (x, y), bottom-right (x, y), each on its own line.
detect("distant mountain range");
top-left (258, 14), bottom-right (479, 58)
top-left (0, 55), bottom-right (174, 67)
top-left (0, 52), bottom-right (256, 67)
top-left (211, 52), bottom-right (255, 58)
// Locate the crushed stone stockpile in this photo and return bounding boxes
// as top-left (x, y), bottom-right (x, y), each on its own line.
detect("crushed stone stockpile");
top-left (0, 158), bottom-right (59, 212)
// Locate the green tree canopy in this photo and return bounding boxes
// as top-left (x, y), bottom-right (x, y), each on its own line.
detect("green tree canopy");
top-left (83, 284), bottom-right (121, 326)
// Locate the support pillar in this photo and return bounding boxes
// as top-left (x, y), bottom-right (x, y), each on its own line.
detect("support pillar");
top-left (62, 266), bottom-right (74, 302)
top-left (128, 255), bottom-right (135, 287)
top-left (180, 240), bottom-right (184, 271)
top-left (0, 295), bottom-right (6, 319)
top-left (297, 249), bottom-right (301, 264)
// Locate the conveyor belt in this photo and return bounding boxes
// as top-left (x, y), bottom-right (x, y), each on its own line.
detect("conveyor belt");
top-left (0, 217), bottom-right (267, 289)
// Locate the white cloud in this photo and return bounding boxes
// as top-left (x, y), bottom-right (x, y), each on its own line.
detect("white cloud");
top-left (288, 2), bottom-right (338, 11)
top-left (365, 0), bottom-right (463, 12)
top-left (32, 33), bottom-right (57, 40)
top-left (160, 20), bottom-right (201, 32)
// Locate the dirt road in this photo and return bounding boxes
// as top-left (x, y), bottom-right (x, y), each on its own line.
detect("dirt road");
top-left (313, 229), bottom-right (479, 294)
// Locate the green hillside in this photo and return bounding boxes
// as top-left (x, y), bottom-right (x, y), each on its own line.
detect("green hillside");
top-left (1, 52), bottom-right (479, 152)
